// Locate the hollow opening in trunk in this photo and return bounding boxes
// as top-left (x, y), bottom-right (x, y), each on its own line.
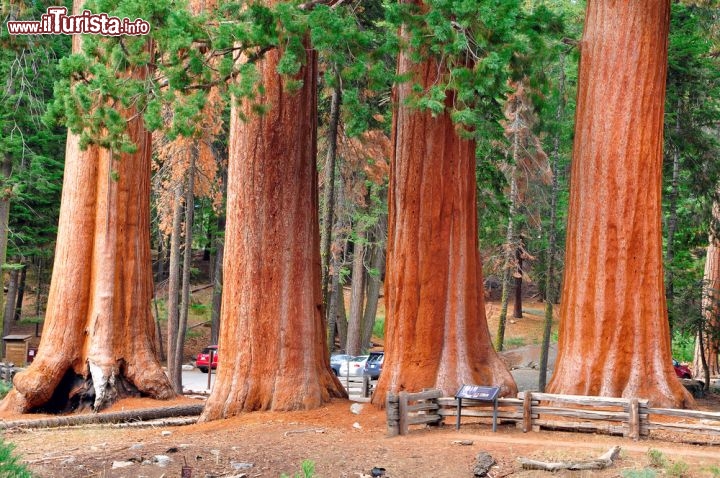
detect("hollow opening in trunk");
top-left (29, 367), bottom-right (141, 414)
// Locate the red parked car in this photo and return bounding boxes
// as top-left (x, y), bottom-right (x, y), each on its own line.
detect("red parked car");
top-left (673, 359), bottom-right (692, 379)
top-left (196, 345), bottom-right (218, 373)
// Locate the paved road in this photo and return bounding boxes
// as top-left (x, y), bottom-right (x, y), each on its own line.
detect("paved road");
top-left (181, 367), bottom-right (216, 393)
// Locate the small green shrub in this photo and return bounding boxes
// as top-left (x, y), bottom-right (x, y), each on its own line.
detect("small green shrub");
top-left (0, 381), bottom-right (12, 400)
top-left (0, 437), bottom-right (32, 477)
top-left (504, 337), bottom-right (526, 348)
top-left (280, 459), bottom-right (315, 478)
top-left (622, 469), bottom-right (657, 478)
top-left (647, 449), bottom-right (667, 468)
top-left (707, 464), bottom-right (720, 477)
top-left (667, 461), bottom-right (689, 478)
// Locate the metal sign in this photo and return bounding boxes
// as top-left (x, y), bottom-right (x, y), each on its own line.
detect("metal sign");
top-left (455, 384), bottom-right (500, 401)
top-left (455, 384), bottom-right (501, 432)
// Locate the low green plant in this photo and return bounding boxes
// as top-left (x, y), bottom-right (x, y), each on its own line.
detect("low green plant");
top-left (622, 469), bottom-right (657, 478)
top-left (280, 459), bottom-right (315, 478)
top-left (671, 332), bottom-right (695, 363)
top-left (504, 337), bottom-right (526, 348)
top-left (0, 437), bottom-right (32, 477)
top-left (666, 461), bottom-right (689, 478)
top-left (647, 449), bottom-right (667, 468)
top-left (18, 316), bottom-right (44, 326)
top-left (0, 381), bottom-right (12, 400)
top-left (707, 464), bottom-right (720, 477)
top-left (372, 317), bottom-right (385, 340)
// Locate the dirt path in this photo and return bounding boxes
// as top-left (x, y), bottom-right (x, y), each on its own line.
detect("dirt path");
top-left (4, 398), bottom-right (720, 478)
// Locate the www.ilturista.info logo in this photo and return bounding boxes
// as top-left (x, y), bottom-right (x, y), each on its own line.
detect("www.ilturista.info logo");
top-left (6, 7), bottom-right (150, 36)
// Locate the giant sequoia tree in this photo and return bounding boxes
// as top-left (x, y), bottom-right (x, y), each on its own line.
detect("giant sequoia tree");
top-left (371, 9), bottom-right (517, 404)
top-left (0, 7), bottom-right (174, 412)
top-left (200, 23), bottom-right (346, 418)
top-left (546, 0), bottom-right (691, 408)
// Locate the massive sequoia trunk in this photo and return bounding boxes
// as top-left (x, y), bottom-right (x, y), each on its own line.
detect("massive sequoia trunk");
top-left (371, 37), bottom-right (517, 406)
top-left (200, 35), bottom-right (346, 420)
top-left (0, 21), bottom-right (174, 413)
top-left (546, 0), bottom-right (691, 408)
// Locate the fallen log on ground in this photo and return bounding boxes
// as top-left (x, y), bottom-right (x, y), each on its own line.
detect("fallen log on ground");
top-left (518, 446), bottom-right (621, 471)
top-left (0, 404), bottom-right (204, 431)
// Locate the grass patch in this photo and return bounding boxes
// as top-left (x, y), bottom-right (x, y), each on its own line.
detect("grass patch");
top-left (372, 316), bottom-right (385, 339)
top-left (0, 381), bottom-right (12, 400)
top-left (18, 316), bottom-right (44, 325)
top-left (0, 437), bottom-right (32, 477)
top-left (281, 459), bottom-right (315, 478)
top-left (504, 337), bottom-right (526, 348)
top-left (622, 469), bottom-right (657, 478)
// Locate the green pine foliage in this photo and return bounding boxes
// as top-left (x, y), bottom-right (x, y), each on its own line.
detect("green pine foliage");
top-left (0, 437), bottom-right (32, 478)
top-left (1, 1), bottom-right (70, 262)
top-left (663, 2), bottom-right (720, 331)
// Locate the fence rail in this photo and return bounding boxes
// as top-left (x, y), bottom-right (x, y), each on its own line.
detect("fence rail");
top-left (386, 389), bottom-right (720, 443)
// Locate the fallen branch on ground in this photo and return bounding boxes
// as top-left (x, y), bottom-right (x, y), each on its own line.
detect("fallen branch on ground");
top-left (518, 446), bottom-right (621, 471)
top-left (283, 428), bottom-right (325, 437)
top-left (0, 404), bottom-right (204, 431)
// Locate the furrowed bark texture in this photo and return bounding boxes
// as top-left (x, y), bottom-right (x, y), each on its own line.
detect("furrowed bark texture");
top-left (0, 14), bottom-right (174, 412)
top-left (201, 39), bottom-right (346, 420)
top-left (372, 42), bottom-right (517, 406)
top-left (546, 0), bottom-right (691, 408)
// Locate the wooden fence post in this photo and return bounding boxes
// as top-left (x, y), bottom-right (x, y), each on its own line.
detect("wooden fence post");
top-left (386, 393), bottom-right (399, 437)
top-left (627, 398), bottom-right (639, 440)
top-left (398, 391), bottom-right (409, 436)
top-left (522, 391), bottom-right (533, 433)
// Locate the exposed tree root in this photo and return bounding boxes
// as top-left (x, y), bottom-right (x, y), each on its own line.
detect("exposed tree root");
top-left (0, 404), bottom-right (204, 431)
top-left (518, 446), bottom-right (621, 471)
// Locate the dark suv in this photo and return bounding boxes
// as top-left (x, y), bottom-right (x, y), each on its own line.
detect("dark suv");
top-left (363, 351), bottom-right (384, 379)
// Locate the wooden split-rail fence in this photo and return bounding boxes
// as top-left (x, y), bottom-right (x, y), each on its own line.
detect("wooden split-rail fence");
top-left (386, 390), bottom-right (720, 444)
top-left (338, 375), bottom-right (374, 398)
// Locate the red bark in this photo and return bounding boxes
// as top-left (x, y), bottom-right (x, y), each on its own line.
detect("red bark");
top-left (0, 15), bottom-right (173, 413)
top-left (547, 0), bottom-right (692, 408)
top-left (200, 40), bottom-right (346, 419)
top-left (371, 43), bottom-right (517, 405)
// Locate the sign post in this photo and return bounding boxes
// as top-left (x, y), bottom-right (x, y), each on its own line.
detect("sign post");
top-left (455, 384), bottom-right (500, 432)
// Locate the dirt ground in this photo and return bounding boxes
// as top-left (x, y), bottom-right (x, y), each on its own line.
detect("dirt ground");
top-left (3, 297), bottom-right (719, 477)
top-left (3, 396), bottom-right (720, 478)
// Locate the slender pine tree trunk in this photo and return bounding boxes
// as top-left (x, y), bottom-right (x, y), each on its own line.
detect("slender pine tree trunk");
top-left (175, 152), bottom-right (196, 388)
top-left (1, 268), bottom-right (19, 357)
top-left (539, 53), bottom-right (565, 392)
top-left (513, 247), bottom-right (523, 319)
top-left (361, 239), bottom-right (385, 351)
top-left (14, 265), bottom-right (26, 321)
top-left (167, 184), bottom-right (184, 392)
top-left (321, 77), bottom-right (341, 318)
top-left (0, 155), bottom-right (13, 351)
top-left (346, 231), bottom-right (366, 355)
top-left (210, 217), bottom-right (224, 346)
top-left (495, 176), bottom-right (518, 351)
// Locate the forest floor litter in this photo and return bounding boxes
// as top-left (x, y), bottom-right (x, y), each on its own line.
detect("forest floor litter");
top-left (3, 299), bottom-right (719, 477)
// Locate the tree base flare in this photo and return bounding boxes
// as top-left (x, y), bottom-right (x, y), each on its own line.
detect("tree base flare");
top-left (1, 361), bottom-right (175, 414)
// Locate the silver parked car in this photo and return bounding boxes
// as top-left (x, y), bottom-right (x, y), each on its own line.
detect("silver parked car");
top-left (330, 354), bottom-right (353, 376)
top-left (338, 355), bottom-right (369, 377)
